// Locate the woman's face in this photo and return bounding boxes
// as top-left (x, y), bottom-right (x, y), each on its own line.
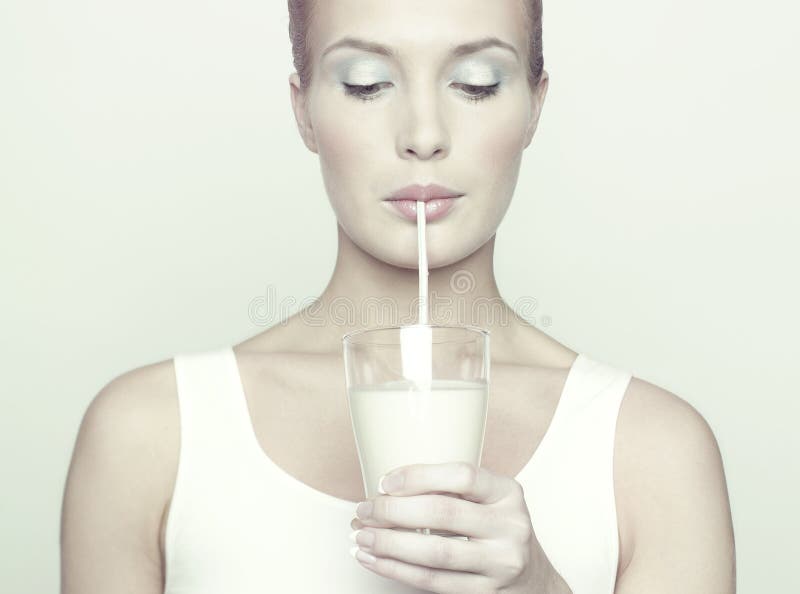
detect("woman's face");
top-left (291, 0), bottom-right (548, 269)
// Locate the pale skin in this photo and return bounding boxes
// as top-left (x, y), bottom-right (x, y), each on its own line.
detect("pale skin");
top-left (60, 0), bottom-right (736, 592)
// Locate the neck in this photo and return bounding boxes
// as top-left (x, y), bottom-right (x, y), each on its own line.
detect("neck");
top-left (285, 224), bottom-right (525, 351)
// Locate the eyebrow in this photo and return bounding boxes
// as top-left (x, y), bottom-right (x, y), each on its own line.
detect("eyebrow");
top-left (321, 36), bottom-right (519, 61)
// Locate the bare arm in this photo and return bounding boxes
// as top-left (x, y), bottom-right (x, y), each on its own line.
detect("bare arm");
top-left (60, 361), bottom-right (178, 594)
top-left (614, 378), bottom-right (737, 593)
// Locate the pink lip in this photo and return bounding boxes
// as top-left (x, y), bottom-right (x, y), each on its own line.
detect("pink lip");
top-left (385, 197), bottom-right (460, 222)
top-left (386, 183), bottom-right (464, 202)
top-left (384, 183), bottom-right (464, 222)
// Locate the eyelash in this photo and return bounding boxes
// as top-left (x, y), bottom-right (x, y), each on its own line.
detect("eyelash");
top-left (342, 82), bottom-right (501, 103)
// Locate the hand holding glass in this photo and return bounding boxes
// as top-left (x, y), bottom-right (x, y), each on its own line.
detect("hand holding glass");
top-left (342, 324), bottom-right (490, 539)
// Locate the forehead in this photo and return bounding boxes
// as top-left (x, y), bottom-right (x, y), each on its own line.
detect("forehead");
top-left (310, 0), bottom-right (529, 63)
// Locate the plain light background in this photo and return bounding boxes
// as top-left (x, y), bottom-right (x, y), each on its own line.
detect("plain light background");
top-left (2, 0), bottom-right (797, 591)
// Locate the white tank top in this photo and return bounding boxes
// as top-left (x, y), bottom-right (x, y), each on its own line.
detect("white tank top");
top-left (164, 346), bottom-right (632, 594)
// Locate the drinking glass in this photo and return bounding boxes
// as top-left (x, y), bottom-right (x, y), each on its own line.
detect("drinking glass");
top-left (342, 324), bottom-right (490, 539)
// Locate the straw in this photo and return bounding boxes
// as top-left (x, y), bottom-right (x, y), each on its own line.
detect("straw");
top-left (417, 200), bottom-right (428, 324)
top-left (400, 201), bottom-right (433, 389)
top-left (405, 201), bottom-right (433, 537)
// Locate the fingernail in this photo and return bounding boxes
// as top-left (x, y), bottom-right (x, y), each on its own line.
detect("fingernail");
top-left (355, 529), bottom-right (375, 548)
top-left (378, 472), bottom-right (404, 494)
top-left (348, 529), bottom-right (360, 543)
top-left (356, 500), bottom-right (373, 519)
top-left (349, 546), bottom-right (376, 564)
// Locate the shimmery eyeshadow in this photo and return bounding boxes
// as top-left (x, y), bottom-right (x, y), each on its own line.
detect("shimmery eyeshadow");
top-left (336, 59), bottom-right (390, 84)
top-left (453, 60), bottom-right (504, 85)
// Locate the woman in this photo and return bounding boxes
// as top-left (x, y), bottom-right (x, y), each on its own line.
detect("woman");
top-left (61, 0), bottom-right (736, 592)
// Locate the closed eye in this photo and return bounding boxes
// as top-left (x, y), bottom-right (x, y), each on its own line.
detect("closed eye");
top-left (342, 82), bottom-right (501, 103)
top-left (342, 82), bottom-right (390, 102)
top-left (454, 82), bottom-right (501, 102)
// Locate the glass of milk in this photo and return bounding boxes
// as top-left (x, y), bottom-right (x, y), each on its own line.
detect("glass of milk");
top-left (342, 324), bottom-right (490, 539)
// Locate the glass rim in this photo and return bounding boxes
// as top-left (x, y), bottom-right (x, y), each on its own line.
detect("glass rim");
top-left (341, 323), bottom-right (490, 344)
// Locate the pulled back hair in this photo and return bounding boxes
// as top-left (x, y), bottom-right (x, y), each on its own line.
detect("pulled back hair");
top-left (288, 0), bottom-right (544, 92)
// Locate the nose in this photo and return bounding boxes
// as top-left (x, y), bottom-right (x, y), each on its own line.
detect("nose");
top-left (396, 90), bottom-right (451, 161)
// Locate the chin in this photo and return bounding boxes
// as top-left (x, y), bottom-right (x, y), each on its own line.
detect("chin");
top-left (340, 214), bottom-right (490, 270)
top-left (379, 245), bottom-right (477, 271)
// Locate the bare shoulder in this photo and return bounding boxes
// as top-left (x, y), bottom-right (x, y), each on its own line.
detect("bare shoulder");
top-left (83, 357), bottom-right (177, 419)
top-left (87, 357), bottom-right (179, 430)
top-left (615, 376), bottom-right (722, 463)
top-left (61, 357), bottom-right (180, 592)
top-left (82, 358), bottom-right (180, 491)
top-left (613, 376), bottom-right (736, 591)
top-left (88, 357), bottom-right (181, 549)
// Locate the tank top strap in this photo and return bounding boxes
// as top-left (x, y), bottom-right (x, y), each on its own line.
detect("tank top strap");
top-left (553, 353), bottom-right (633, 428)
top-left (532, 352), bottom-right (634, 480)
top-left (172, 346), bottom-right (253, 477)
top-left (522, 353), bottom-right (633, 594)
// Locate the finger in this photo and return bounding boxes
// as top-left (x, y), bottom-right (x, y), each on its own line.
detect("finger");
top-left (381, 462), bottom-right (516, 505)
top-left (356, 526), bottom-right (488, 573)
top-left (354, 545), bottom-right (496, 594)
top-left (363, 493), bottom-right (499, 539)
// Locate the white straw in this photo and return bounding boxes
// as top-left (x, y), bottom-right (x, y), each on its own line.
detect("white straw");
top-left (417, 200), bottom-right (428, 324)
top-left (414, 201), bottom-right (433, 538)
top-left (400, 201), bottom-right (432, 388)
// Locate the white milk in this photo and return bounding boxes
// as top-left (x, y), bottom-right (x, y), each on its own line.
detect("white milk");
top-left (348, 378), bottom-right (489, 538)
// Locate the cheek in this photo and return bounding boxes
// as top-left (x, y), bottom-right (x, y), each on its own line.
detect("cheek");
top-left (452, 99), bottom-right (528, 222)
top-left (462, 99), bottom-right (528, 168)
top-left (312, 102), bottom-right (386, 209)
